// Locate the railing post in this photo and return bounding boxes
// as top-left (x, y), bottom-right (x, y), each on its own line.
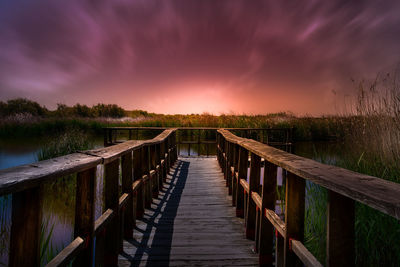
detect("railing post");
top-left (104, 159), bottom-right (120, 266)
top-left (156, 143), bottom-right (162, 190)
top-left (232, 143), bottom-right (239, 206)
top-left (150, 145), bottom-right (159, 198)
top-left (284, 172), bottom-right (305, 266)
top-left (133, 148), bottom-right (144, 219)
top-left (9, 186), bottom-right (43, 267)
top-left (259, 162), bottom-right (277, 266)
top-left (225, 141), bottom-right (231, 190)
top-left (236, 147), bottom-right (247, 218)
top-left (142, 146), bottom-right (152, 208)
top-left (122, 151), bottom-right (134, 239)
top-left (73, 167), bottom-right (96, 267)
top-left (326, 190), bottom-right (355, 267)
top-left (246, 153), bottom-right (261, 240)
top-left (173, 131), bottom-right (178, 162)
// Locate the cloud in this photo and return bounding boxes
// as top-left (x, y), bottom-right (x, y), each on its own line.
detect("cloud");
top-left (0, 0), bottom-right (399, 114)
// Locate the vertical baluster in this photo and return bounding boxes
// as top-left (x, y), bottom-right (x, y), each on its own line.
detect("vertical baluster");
top-left (122, 151), bottom-right (133, 239)
top-left (236, 147), bottom-right (247, 218)
top-left (259, 162), bottom-right (277, 266)
top-left (104, 159), bottom-right (120, 266)
top-left (326, 190), bottom-right (355, 267)
top-left (246, 153), bottom-right (261, 240)
top-left (9, 186), bottom-right (43, 267)
top-left (284, 172), bottom-right (305, 266)
top-left (133, 148), bottom-right (144, 219)
top-left (73, 167), bottom-right (96, 266)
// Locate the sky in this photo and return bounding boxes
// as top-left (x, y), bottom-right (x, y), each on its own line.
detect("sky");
top-left (0, 0), bottom-right (400, 115)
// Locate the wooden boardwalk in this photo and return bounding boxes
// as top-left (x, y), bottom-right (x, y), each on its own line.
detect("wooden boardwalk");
top-left (118, 157), bottom-right (258, 266)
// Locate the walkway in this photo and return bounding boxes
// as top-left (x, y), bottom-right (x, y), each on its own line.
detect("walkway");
top-left (118, 157), bottom-right (258, 266)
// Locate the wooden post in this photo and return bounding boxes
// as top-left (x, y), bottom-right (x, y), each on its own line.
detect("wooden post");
top-left (73, 167), bottom-right (96, 267)
top-left (228, 142), bottom-right (234, 196)
top-left (129, 129), bottom-right (132, 140)
top-left (246, 153), bottom-right (261, 240)
top-left (150, 145), bottom-right (159, 198)
top-left (276, 233), bottom-right (285, 267)
top-left (9, 186), bottom-right (43, 267)
top-left (104, 159), bottom-right (120, 266)
top-left (142, 146), bottom-right (151, 208)
top-left (122, 152), bottom-right (134, 238)
top-left (156, 143), bottom-right (162, 190)
top-left (326, 190), bottom-right (355, 267)
top-left (231, 144), bottom-right (238, 206)
top-left (284, 172), bottom-right (305, 266)
top-left (259, 162), bottom-right (277, 266)
top-left (104, 128), bottom-right (108, 147)
top-left (236, 147), bottom-right (247, 218)
top-left (133, 148), bottom-right (144, 219)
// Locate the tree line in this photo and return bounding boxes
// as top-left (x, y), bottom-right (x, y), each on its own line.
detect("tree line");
top-left (0, 98), bottom-right (126, 118)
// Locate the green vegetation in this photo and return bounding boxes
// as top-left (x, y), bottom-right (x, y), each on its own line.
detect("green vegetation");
top-left (302, 72), bottom-right (400, 266)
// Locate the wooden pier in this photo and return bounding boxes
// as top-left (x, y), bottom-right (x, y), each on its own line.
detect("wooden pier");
top-left (1, 127), bottom-right (400, 266)
top-left (119, 157), bottom-right (258, 266)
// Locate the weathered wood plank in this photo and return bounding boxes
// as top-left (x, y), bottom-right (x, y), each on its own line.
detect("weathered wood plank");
top-left (119, 157), bottom-right (258, 266)
top-left (291, 240), bottom-right (323, 267)
top-left (46, 237), bottom-right (85, 267)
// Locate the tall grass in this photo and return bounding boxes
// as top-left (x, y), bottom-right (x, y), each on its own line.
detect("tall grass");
top-left (37, 129), bottom-right (94, 265)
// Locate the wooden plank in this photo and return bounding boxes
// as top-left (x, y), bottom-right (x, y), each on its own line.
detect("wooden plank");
top-left (218, 129), bottom-right (400, 220)
top-left (284, 172), bottom-right (305, 266)
top-left (9, 186), bottom-right (42, 267)
top-left (291, 240), bottom-right (323, 267)
top-left (119, 157), bottom-right (258, 266)
top-left (0, 153), bottom-right (101, 195)
top-left (94, 209), bottom-right (114, 235)
top-left (73, 167), bottom-right (96, 267)
top-left (265, 209), bottom-right (285, 237)
top-left (46, 237), bottom-right (85, 267)
top-left (326, 190), bottom-right (355, 267)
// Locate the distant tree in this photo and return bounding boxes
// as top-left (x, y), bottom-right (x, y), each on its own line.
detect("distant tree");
top-left (0, 98), bottom-right (48, 116)
top-left (55, 103), bottom-right (73, 117)
top-left (72, 104), bottom-right (93, 117)
top-left (92, 103), bottom-right (125, 118)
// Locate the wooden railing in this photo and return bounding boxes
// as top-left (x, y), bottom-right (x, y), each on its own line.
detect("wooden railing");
top-left (104, 127), bottom-right (293, 156)
top-left (0, 129), bottom-right (178, 267)
top-left (217, 129), bottom-right (400, 267)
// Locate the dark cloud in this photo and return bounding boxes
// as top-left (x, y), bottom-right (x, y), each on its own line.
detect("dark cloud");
top-left (0, 0), bottom-right (399, 114)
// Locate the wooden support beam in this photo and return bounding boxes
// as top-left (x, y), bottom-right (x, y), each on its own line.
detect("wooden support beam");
top-left (236, 147), bottom-right (248, 218)
top-left (73, 167), bottom-right (96, 267)
top-left (9, 186), bottom-right (43, 267)
top-left (326, 190), bottom-right (355, 267)
top-left (284, 172), bottom-right (305, 267)
top-left (121, 152), bottom-right (134, 239)
top-left (142, 146), bottom-right (151, 208)
top-left (104, 159), bottom-right (120, 266)
top-left (133, 148), bottom-right (144, 219)
top-left (259, 161), bottom-right (277, 266)
top-left (246, 153), bottom-right (261, 240)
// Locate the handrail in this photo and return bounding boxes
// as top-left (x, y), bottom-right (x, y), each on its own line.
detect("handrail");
top-left (217, 128), bottom-right (400, 266)
top-left (0, 128), bottom-right (178, 266)
top-left (218, 129), bottom-right (400, 219)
